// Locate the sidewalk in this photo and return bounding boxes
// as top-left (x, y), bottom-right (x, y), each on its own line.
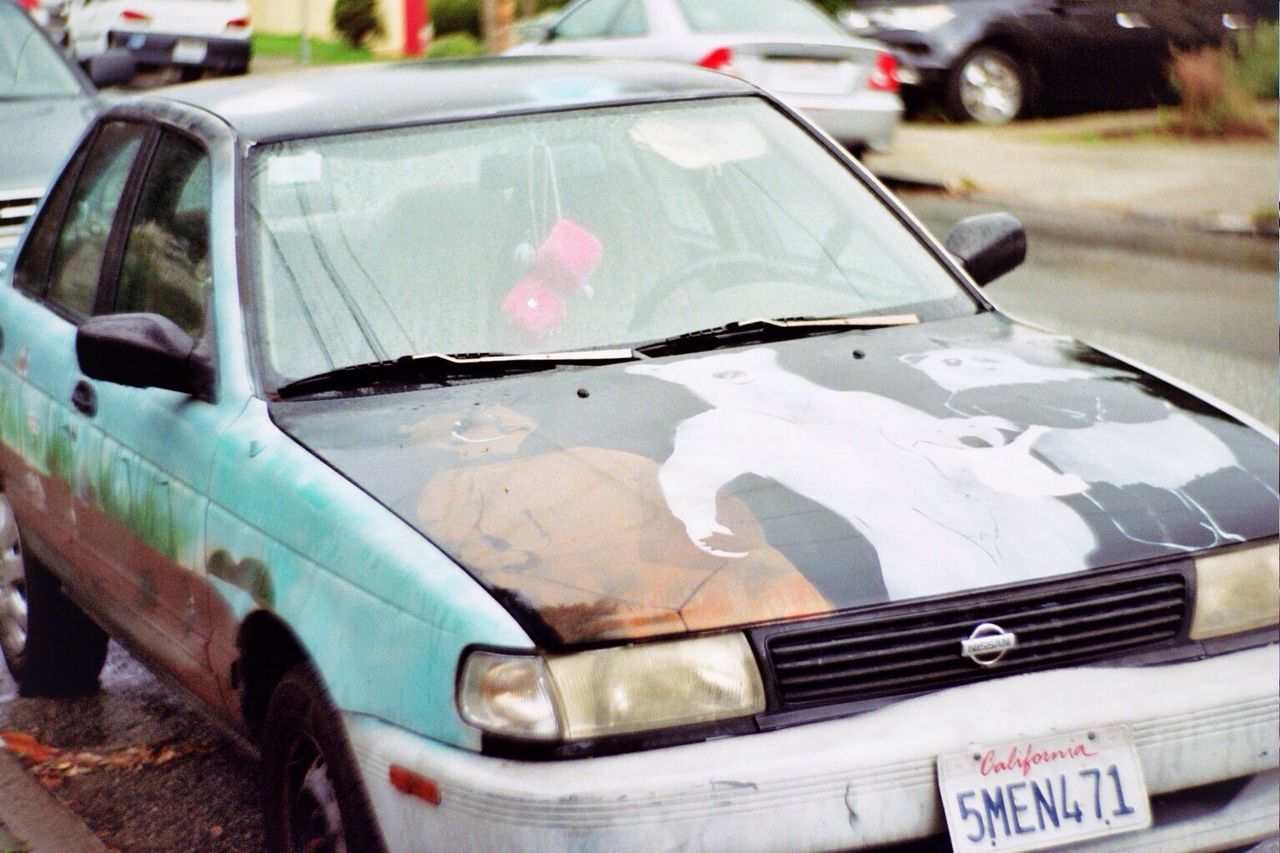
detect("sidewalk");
top-left (0, 749), bottom-right (105, 853)
top-left (864, 109), bottom-right (1279, 235)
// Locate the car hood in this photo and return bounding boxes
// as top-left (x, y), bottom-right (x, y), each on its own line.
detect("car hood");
top-left (272, 313), bottom-right (1278, 647)
top-left (0, 96), bottom-right (97, 192)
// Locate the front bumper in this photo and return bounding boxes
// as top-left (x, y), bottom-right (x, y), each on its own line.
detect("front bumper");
top-left (347, 642), bottom-right (1278, 851)
top-left (108, 30), bottom-right (250, 72)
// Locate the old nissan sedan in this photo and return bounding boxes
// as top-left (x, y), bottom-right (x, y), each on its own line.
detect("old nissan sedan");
top-left (0, 58), bottom-right (1275, 852)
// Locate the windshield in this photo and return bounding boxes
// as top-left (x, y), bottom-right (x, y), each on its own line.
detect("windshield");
top-left (0, 4), bottom-right (84, 99)
top-left (676, 0), bottom-right (848, 36)
top-left (248, 97), bottom-right (973, 385)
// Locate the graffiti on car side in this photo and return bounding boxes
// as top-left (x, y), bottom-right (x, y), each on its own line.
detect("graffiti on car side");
top-left (0, 362), bottom-right (197, 564)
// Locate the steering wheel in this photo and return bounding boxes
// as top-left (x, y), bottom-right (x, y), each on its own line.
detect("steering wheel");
top-left (629, 252), bottom-right (799, 332)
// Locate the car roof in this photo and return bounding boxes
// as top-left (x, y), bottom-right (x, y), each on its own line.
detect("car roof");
top-left (151, 57), bottom-right (760, 144)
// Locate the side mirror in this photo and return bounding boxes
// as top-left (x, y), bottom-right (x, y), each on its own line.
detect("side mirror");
top-left (76, 313), bottom-right (214, 399)
top-left (943, 212), bottom-right (1026, 286)
top-left (84, 48), bottom-right (136, 88)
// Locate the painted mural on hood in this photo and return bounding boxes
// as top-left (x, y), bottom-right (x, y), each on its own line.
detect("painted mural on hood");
top-left (281, 317), bottom-right (1279, 646)
top-left (626, 343), bottom-right (1262, 598)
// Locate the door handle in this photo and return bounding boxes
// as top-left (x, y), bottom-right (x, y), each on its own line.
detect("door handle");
top-left (71, 380), bottom-right (97, 417)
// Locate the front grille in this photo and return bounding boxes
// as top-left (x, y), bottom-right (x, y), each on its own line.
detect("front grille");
top-left (0, 187), bottom-right (41, 236)
top-left (761, 567), bottom-right (1188, 710)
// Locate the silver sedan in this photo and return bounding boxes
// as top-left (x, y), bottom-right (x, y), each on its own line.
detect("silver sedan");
top-left (507, 0), bottom-right (903, 154)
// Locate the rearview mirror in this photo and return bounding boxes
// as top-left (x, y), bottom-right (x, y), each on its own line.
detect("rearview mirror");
top-left (943, 213), bottom-right (1026, 286)
top-left (76, 313), bottom-right (214, 399)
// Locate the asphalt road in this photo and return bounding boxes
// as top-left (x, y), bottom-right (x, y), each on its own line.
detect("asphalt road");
top-left (0, 193), bottom-right (1276, 851)
top-left (904, 191), bottom-right (1279, 432)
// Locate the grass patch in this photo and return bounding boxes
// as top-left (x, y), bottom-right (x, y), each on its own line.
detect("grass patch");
top-left (252, 33), bottom-right (378, 65)
top-left (252, 31), bottom-right (483, 65)
top-left (425, 33), bottom-right (484, 58)
top-left (1037, 130), bottom-right (1107, 145)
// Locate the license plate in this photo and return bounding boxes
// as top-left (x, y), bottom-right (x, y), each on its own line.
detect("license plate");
top-left (765, 60), bottom-right (854, 95)
top-left (172, 39), bottom-right (207, 64)
top-left (937, 726), bottom-right (1151, 853)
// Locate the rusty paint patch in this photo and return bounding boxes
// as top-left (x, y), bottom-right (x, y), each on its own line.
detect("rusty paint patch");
top-left (417, 446), bottom-right (830, 643)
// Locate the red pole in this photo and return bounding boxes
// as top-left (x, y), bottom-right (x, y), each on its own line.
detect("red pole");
top-left (403, 0), bottom-right (426, 56)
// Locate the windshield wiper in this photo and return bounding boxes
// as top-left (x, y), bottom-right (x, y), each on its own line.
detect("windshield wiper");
top-left (275, 348), bottom-right (636, 399)
top-left (635, 314), bottom-right (919, 358)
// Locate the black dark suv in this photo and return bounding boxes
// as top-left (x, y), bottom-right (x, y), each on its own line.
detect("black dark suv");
top-left (842, 0), bottom-right (1274, 123)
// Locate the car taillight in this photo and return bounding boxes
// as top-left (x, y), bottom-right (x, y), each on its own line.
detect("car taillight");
top-left (696, 46), bottom-right (736, 75)
top-left (868, 51), bottom-right (899, 92)
top-left (119, 9), bottom-right (150, 22)
top-left (227, 16), bottom-right (250, 28)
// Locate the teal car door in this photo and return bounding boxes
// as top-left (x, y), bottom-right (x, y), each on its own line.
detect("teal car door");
top-left (1, 120), bottom-right (238, 712)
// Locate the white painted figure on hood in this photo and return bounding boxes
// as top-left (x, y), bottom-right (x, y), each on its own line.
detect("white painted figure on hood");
top-left (903, 347), bottom-right (1252, 551)
top-left (629, 348), bottom-right (1096, 600)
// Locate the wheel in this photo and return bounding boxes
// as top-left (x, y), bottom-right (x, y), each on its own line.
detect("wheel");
top-left (263, 662), bottom-right (387, 853)
top-left (946, 47), bottom-right (1032, 125)
top-left (629, 252), bottom-right (799, 332)
top-left (178, 66), bottom-right (204, 82)
top-left (0, 491), bottom-right (107, 697)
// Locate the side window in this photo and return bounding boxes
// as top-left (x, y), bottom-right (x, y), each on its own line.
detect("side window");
top-left (555, 0), bottom-right (646, 39)
top-left (12, 143), bottom-right (89, 299)
top-left (611, 0), bottom-right (646, 36)
top-left (45, 121), bottom-right (146, 317)
top-left (116, 132), bottom-right (212, 337)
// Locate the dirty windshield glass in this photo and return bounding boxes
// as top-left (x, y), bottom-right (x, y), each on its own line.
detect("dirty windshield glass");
top-left (248, 98), bottom-right (972, 385)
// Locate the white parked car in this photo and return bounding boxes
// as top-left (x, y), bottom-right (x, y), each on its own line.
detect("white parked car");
top-left (65, 0), bottom-right (250, 80)
top-left (507, 0), bottom-right (903, 155)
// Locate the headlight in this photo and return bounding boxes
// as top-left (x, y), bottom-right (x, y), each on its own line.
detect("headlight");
top-left (1190, 541), bottom-right (1279, 640)
top-left (872, 4), bottom-right (955, 32)
top-left (458, 634), bottom-right (765, 741)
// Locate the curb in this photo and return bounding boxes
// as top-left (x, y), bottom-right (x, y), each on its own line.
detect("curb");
top-left (0, 751), bottom-right (105, 853)
top-left (874, 174), bottom-right (1278, 270)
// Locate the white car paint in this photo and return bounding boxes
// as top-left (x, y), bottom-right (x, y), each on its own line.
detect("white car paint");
top-left (507, 0), bottom-right (902, 152)
top-left (348, 643), bottom-right (1279, 851)
top-left (65, 0), bottom-right (249, 70)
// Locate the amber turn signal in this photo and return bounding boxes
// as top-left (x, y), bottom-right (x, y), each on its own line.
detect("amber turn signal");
top-left (388, 764), bottom-right (441, 806)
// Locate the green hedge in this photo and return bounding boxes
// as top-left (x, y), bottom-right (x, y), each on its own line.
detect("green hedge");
top-left (429, 0), bottom-right (567, 38)
top-left (1233, 20), bottom-right (1278, 99)
top-left (431, 0), bottom-right (481, 38)
top-left (333, 0), bottom-right (384, 47)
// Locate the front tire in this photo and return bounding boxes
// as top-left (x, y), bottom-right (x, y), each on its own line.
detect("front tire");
top-left (0, 492), bottom-right (107, 697)
top-left (263, 662), bottom-right (387, 853)
top-left (946, 47), bottom-right (1033, 125)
